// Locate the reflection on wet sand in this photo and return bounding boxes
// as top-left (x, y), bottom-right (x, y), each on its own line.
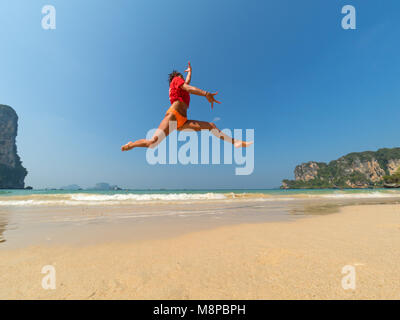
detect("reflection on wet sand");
top-left (0, 196), bottom-right (400, 248)
top-left (0, 212), bottom-right (8, 243)
top-left (289, 198), bottom-right (400, 216)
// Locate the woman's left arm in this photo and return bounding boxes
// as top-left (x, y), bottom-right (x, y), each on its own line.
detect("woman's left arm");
top-left (181, 83), bottom-right (221, 109)
top-left (184, 61), bottom-right (192, 84)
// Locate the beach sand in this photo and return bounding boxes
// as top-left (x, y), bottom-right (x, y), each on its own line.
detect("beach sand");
top-left (0, 203), bottom-right (399, 299)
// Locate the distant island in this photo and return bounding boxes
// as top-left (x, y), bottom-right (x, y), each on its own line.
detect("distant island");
top-left (60, 184), bottom-right (82, 190)
top-left (0, 105), bottom-right (27, 189)
top-left (58, 183), bottom-right (122, 191)
top-left (90, 183), bottom-right (122, 191)
top-left (282, 148), bottom-right (400, 189)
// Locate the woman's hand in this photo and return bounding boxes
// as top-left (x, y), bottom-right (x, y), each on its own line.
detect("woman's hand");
top-left (205, 91), bottom-right (221, 110)
top-left (184, 61), bottom-right (192, 84)
top-left (184, 61), bottom-right (192, 73)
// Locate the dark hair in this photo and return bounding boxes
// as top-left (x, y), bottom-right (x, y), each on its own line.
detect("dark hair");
top-left (168, 70), bottom-right (183, 84)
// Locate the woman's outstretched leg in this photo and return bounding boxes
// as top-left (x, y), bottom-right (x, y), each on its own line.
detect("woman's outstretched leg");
top-left (121, 113), bottom-right (176, 151)
top-left (179, 120), bottom-right (253, 148)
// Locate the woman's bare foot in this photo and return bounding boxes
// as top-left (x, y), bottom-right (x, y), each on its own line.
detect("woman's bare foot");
top-left (234, 140), bottom-right (254, 148)
top-left (121, 141), bottom-right (135, 151)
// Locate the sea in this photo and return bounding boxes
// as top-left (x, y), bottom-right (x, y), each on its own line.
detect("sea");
top-left (1, 188), bottom-right (399, 247)
top-left (1, 188), bottom-right (400, 206)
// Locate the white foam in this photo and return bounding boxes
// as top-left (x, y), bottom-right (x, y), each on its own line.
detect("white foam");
top-left (1, 191), bottom-right (399, 207)
top-left (0, 193), bottom-right (227, 207)
top-left (70, 193), bottom-right (227, 202)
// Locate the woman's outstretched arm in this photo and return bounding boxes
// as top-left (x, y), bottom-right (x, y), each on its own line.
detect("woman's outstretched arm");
top-left (181, 82), bottom-right (221, 109)
top-left (181, 83), bottom-right (207, 96)
top-left (184, 61), bottom-right (192, 84)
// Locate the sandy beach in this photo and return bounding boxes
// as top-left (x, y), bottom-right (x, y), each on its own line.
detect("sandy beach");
top-left (1, 202), bottom-right (399, 300)
top-left (3, 0), bottom-right (400, 304)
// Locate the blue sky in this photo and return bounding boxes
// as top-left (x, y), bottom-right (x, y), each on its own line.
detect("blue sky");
top-left (0, 0), bottom-right (399, 189)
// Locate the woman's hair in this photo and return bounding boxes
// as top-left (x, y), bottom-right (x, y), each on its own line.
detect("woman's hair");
top-left (168, 70), bottom-right (183, 84)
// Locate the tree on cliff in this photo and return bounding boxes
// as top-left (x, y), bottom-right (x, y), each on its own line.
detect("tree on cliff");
top-left (383, 168), bottom-right (400, 185)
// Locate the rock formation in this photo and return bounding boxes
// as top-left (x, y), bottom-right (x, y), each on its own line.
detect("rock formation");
top-left (282, 148), bottom-right (400, 189)
top-left (0, 105), bottom-right (27, 189)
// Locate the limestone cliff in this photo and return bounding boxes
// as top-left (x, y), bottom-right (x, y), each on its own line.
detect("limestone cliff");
top-left (282, 148), bottom-right (400, 189)
top-left (0, 105), bottom-right (27, 189)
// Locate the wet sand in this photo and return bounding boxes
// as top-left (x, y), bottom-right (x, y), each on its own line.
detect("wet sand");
top-left (0, 203), bottom-right (399, 299)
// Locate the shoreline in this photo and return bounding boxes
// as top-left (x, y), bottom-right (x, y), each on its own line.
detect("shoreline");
top-left (1, 202), bottom-right (399, 299)
top-left (1, 195), bottom-right (400, 249)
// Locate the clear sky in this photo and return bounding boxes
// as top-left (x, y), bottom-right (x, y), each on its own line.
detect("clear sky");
top-left (1, 0), bottom-right (399, 189)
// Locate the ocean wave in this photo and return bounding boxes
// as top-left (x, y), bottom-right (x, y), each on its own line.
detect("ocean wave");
top-left (0, 192), bottom-right (227, 206)
top-left (70, 193), bottom-right (227, 202)
top-left (0, 191), bottom-right (399, 207)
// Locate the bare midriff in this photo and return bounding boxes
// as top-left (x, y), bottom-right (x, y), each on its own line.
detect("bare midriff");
top-left (170, 100), bottom-right (188, 118)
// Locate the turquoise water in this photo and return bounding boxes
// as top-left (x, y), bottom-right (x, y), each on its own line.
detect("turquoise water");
top-left (0, 188), bottom-right (399, 206)
top-left (1, 187), bottom-right (400, 247)
top-left (1, 188), bottom-right (399, 197)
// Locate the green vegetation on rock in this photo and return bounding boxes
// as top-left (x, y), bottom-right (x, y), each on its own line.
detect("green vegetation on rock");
top-left (383, 168), bottom-right (400, 186)
top-left (282, 148), bottom-right (400, 189)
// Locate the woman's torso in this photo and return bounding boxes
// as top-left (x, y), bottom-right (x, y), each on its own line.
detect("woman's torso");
top-left (169, 76), bottom-right (190, 117)
top-left (170, 100), bottom-right (188, 118)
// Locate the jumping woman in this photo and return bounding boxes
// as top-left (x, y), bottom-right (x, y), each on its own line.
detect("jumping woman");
top-left (121, 62), bottom-right (253, 151)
